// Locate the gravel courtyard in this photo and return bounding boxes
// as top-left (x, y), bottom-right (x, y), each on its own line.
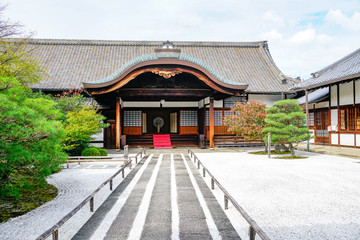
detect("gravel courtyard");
top-left (195, 150), bottom-right (360, 240)
top-left (1, 150), bottom-right (359, 240)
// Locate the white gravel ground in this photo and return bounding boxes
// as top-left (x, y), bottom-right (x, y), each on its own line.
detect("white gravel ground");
top-left (0, 155), bottom-right (132, 240)
top-left (194, 150), bottom-right (360, 240)
top-left (1, 151), bottom-right (360, 240)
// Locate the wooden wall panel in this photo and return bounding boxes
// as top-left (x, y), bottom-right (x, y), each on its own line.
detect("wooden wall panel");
top-left (180, 126), bottom-right (198, 135)
top-left (123, 127), bottom-right (142, 135)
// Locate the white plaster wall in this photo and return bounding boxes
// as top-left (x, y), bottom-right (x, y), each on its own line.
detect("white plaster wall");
top-left (339, 82), bottom-right (353, 106)
top-left (163, 102), bottom-right (198, 107)
top-left (330, 85), bottom-right (337, 107)
top-left (309, 130), bottom-right (315, 144)
top-left (356, 80), bottom-right (360, 104)
top-left (198, 99), bottom-right (204, 108)
top-left (89, 129), bottom-right (104, 148)
top-left (357, 134), bottom-right (360, 147)
top-left (331, 133), bottom-right (338, 145)
top-left (123, 101), bottom-right (198, 108)
top-left (248, 94), bottom-right (282, 107)
top-left (340, 133), bottom-right (354, 146)
top-left (331, 109), bottom-right (338, 131)
top-left (214, 100), bottom-right (223, 108)
top-left (204, 97), bottom-right (210, 105)
top-left (314, 102), bottom-right (329, 109)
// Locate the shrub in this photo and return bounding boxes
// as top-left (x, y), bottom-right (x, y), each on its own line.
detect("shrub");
top-left (81, 147), bottom-right (100, 156)
top-left (98, 148), bottom-right (107, 156)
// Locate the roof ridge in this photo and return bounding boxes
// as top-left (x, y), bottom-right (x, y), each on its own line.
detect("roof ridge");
top-left (11, 38), bottom-right (265, 48)
top-left (313, 47), bottom-right (360, 77)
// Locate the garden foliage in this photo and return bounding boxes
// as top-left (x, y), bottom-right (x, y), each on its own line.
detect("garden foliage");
top-left (0, 79), bottom-right (66, 198)
top-left (263, 99), bottom-right (311, 157)
top-left (224, 100), bottom-right (267, 149)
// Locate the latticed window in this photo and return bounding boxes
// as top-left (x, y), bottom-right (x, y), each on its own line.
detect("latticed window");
top-left (223, 96), bottom-right (246, 108)
top-left (124, 111), bottom-right (142, 127)
top-left (340, 109), bottom-right (346, 130)
top-left (340, 107), bottom-right (359, 131)
top-left (180, 111), bottom-right (197, 127)
top-left (349, 108), bottom-right (355, 130)
top-left (206, 111), bottom-right (223, 126)
top-left (308, 112), bottom-right (314, 127)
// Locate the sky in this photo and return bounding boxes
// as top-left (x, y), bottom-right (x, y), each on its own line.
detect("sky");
top-left (3, 0), bottom-right (360, 80)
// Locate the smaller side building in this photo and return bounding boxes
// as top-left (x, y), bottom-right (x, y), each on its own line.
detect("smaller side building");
top-left (293, 48), bottom-right (360, 148)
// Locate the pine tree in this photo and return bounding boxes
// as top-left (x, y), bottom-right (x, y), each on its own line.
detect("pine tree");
top-left (263, 99), bottom-right (310, 157)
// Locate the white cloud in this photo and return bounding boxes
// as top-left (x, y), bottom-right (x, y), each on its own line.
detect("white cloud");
top-left (288, 28), bottom-right (316, 45)
top-left (262, 11), bottom-right (284, 25)
top-left (260, 29), bottom-right (283, 40)
top-left (325, 9), bottom-right (360, 31)
top-left (316, 34), bottom-right (333, 43)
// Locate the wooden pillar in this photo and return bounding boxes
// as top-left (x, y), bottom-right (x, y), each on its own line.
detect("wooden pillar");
top-left (116, 97), bottom-right (121, 149)
top-left (209, 97), bottom-right (215, 148)
top-left (305, 90), bottom-right (310, 151)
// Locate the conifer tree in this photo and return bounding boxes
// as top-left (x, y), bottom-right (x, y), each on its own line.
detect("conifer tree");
top-left (263, 99), bottom-right (310, 157)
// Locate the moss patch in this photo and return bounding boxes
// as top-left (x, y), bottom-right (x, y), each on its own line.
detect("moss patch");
top-left (0, 184), bottom-right (58, 223)
top-left (276, 156), bottom-right (308, 159)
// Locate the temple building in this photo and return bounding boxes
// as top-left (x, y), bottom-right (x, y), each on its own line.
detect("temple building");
top-left (293, 48), bottom-right (360, 148)
top-left (29, 39), bottom-right (299, 148)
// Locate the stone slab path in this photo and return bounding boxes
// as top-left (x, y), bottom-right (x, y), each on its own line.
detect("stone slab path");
top-left (72, 153), bottom-right (240, 240)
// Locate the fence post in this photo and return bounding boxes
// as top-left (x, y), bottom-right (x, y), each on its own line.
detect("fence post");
top-left (197, 160), bottom-right (200, 169)
top-left (110, 179), bottom-right (113, 191)
top-left (67, 161), bottom-right (69, 169)
top-left (122, 169), bottom-right (125, 178)
top-left (268, 132), bottom-right (271, 158)
top-left (124, 145), bottom-right (129, 159)
top-left (224, 195), bottom-right (229, 210)
top-left (90, 197), bottom-right (94, 212)
top-left (211, 178), bottom-right (215, 190)
top-left (52, 230), bottom-right (58, 240)
top-left (249, 226), bottom-right (256, 240)
top-left (203, 168), bottom-right (206, 177)
top-left (135, 154), bottom-right (138, 164)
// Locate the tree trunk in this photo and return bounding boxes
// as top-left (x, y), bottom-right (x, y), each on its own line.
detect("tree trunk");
top-left (289, 143), bottom-right (295, 157)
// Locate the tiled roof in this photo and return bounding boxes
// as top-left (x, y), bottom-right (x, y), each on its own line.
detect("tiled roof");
top-left (24, 39), bottom-right (297, 93)
top-left (293, 48), bottom-right (360, 90)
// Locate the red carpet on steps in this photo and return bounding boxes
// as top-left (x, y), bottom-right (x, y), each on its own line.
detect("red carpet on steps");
top-left (153, 135), bottom-right (172, 149)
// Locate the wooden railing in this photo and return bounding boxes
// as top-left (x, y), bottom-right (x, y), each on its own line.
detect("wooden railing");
top-left (187, 149), bottom-right (271, 240)
top-left (36, 148), bottom-right (146, 240)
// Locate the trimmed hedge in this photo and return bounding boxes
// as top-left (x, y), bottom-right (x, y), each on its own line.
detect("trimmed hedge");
top-left (81, 147), bottom-right (107, 156)
top-left (81, 147), bottom-right (100, 156)
top-left (98, 148), bottom-right (108, 156)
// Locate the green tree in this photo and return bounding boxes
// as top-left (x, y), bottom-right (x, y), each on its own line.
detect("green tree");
top-left (263, 99), bottom-right (310, 157)
top-left (0, 5), bottom-right (47, 89)
top-left (0, 78), bottom-right (66, 198)
top-left (224, 100), bottom-right (267, 151)
top-left (62, 107), bottom-right (108, 156)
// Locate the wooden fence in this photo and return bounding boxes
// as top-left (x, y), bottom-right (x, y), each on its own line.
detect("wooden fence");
top-left (36, 148), bottom-right (146, 240)
top-left (188, 149), bottom-right (271, 240)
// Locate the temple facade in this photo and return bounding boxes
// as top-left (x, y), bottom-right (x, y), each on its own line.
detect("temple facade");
top-left (293, 48), bottom-right (360, 148)
top-left (29, 39), bottom-right (298, 148)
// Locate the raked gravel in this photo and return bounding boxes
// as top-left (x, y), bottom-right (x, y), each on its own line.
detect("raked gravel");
top-left (194, 150), bottom-right (360, 240)
top-left (0, 155), bottom-right (131, 240)
top-left (1, 151), bottom-right (360, 240)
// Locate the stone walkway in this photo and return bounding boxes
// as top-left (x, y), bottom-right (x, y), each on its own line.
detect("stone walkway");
top-left (72, 153), bottom-right (240, 240)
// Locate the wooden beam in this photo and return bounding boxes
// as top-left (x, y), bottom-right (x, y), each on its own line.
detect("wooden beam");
top-left (116, 97), bottom-right (121, 149)
top-left (209, 97), bottom-right (215, 148)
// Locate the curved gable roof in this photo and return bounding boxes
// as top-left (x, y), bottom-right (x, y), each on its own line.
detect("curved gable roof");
top-left (25, 39), bottom-right (295, 93)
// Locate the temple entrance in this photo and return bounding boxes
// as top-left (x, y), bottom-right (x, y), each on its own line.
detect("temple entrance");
top-left (144, 109), bottom-right (173, 134)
